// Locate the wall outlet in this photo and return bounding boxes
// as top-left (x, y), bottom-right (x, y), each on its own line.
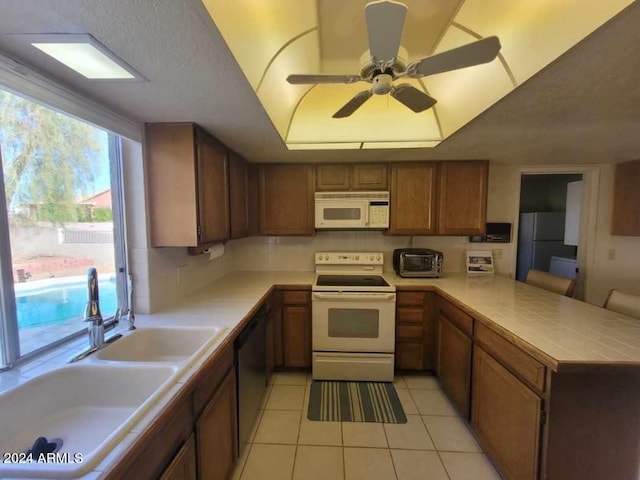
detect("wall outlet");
top-left (607, 249), bottom-right (616, 261)
top-left (493, 249), bottom-right (503, 260)
top-left (177, 264), bottom-right (188, 285)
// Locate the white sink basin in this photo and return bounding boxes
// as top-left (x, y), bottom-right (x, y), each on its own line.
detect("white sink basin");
top-left (94, 326), bottom-right (227, 365)
top-left (0, 364), bottom-right (178, 478)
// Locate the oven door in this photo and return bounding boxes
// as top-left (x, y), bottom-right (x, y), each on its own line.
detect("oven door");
top-left (315, 200), bottom-right (368, 229)
top-left (312, 292), bottom-right (396, 353)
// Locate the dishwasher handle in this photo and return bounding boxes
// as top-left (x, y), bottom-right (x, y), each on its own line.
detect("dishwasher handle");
top-left (234, 305), bottom-right (266, 349)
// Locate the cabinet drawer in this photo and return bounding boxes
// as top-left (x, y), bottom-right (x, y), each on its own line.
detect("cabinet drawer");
top-left (475, 323), bottom-right (546, 393)
top-left (438, 298), bottom-right (473, 337)
top-left (282, 290), bottom-right (310, 305)
top-left (396, 342), bottom-right (424, 370)
top-left (397, 324), bottom-right (423, 340)
top-left (192, 344), bottom-right (234, 418)
top-left (397, 307), bottom-right (424, 324)
top-left (397, 291), bottom-right (426, 306)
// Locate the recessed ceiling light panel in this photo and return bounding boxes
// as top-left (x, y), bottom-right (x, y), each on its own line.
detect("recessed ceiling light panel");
top-left (26, 34), bottom-right (143, 80)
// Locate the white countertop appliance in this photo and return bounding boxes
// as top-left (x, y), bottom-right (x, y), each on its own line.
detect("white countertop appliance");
top-left (312, 252), bottom-right (396, 382)
top-left (315, 191), bottom-right (389, 229)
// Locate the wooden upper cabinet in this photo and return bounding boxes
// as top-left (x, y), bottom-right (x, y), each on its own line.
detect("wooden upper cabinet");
top-left (352, 164), bottom-right (388, 190)
top-left (316, 164), bottom-right (350, 191)
top-left (437, 161), bottom-right (488, 235)
top-left (146, 123), bottom-right (229, 247)
top-left (196, 129), bottom-right (229, 244)
top-left (611, 159), bottom-right (640, 236)
top-left (228, 152), bottom-right (248, 239)
top-left (316, 163), bottom-right (388, 191)
top-left (259, 164), bottom-right (314, 235)
top-left (389, 163), bottom-right (437, 235)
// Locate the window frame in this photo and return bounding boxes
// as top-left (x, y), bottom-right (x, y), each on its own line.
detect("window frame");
top-left (0, 97), bottom-right (129, 369)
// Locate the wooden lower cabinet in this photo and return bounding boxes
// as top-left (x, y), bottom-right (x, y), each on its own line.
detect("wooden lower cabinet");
top-left (395, 291), bottom-right (435, 371)
top-left (280, 289), bottom-right (311, 368)
top-left (472, 347), bottom-right (542, 480)
top-left (196, 366), bottom-right (237, 480)
top-left (283, 305), bottom-right (311, 367)
top-left (160, 435), bottom-right (196, 480)
top-left (437, 312), bottom-right (472, 418)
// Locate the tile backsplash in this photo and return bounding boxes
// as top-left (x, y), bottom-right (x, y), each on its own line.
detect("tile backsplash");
top-left (231, 231), bottom-right (514, 275)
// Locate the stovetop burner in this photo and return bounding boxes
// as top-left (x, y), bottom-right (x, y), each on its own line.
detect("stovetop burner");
top-left (316, 275), bottom-right (390, 288)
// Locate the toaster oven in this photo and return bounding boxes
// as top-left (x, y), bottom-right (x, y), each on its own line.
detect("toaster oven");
top-left (393, 248), bottom-right (443, 278)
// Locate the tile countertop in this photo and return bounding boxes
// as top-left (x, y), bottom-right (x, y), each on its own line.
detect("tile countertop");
top-left (152, 269), bottom-right (640, 369)
top-left (390, 272), bottom-right (640, 369)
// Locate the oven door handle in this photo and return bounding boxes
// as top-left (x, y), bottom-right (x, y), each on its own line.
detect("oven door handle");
top-left (312, 292), bottom-right (396, 301)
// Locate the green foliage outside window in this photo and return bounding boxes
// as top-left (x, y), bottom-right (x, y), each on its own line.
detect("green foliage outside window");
top-left (0, 90), bottom-right (104, 226)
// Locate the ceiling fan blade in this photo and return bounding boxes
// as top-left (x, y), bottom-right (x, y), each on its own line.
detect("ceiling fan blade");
top-left (287, 74), bottom-right (363, 85)
top-left (390, 84), bottom-right (437, 113)
top-left (407, 36), bottom-right (502, 77)
top-left (365, 0), bottom-right (408, 63)
top-left (333, 90), bottom-right (373, 118)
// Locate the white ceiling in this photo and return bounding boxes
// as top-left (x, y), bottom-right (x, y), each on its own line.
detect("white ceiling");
top-left (0, 0), bottom-right (638, 165)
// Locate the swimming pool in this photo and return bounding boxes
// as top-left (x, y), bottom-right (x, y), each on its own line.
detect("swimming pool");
top-left (15, 277), bottom-right (118, 330)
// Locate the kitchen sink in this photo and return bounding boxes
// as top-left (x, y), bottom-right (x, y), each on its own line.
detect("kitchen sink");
top-left (94, 326), bottom-right (227, 365)
top-left (0, 363), bottom-right (178, 478)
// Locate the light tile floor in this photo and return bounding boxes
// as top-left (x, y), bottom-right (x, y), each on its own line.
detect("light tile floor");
top-left (233, 372), bottom-right (503, 480)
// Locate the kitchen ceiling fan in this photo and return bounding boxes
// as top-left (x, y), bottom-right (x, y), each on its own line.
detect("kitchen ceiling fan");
top-left (287, 0), bottom-right (501, 118)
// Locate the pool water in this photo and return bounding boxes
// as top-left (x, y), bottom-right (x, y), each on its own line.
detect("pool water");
top-left (16, 280), bottom-right (118, 330)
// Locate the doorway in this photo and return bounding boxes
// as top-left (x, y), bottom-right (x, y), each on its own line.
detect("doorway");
top-left (515, 173), bottom-right (583, 293)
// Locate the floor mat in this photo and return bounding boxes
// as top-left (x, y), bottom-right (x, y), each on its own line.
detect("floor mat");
top-left (308, 380), bottom-right (407, 423)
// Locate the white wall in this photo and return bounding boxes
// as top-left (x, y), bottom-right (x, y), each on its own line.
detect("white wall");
top-left (588, 164), bottom-right (640, 305)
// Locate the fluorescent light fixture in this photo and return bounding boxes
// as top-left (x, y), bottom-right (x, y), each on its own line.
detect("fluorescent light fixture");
top-left (28, 34), bottom-right (142, 80)
top-left (287, 142), bottom-right (362, 150)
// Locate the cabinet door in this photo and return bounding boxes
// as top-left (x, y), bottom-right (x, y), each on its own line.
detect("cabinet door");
top-left (228, 151), bottom-right (248, 239)
top-left (316, 164), bottom-right (350, 191)
top-left (146, 123), bottom-right (199, 247)
top-left (196, 367), bottom-right (237, 480)
top-left (259, 164), bottom-right (314, 235)
top-left (472, 347), bottom-right (542, 480)
top-left (389, 163), bottom-right (437, 235)
top-left (283, 305), bottom-right (311, 367)
top-left (437, 315), bottom-right (472, 418)
top-left (197, 128), bottom-right (230, 244)
top-left (437, 161), bottom-right (487, 235)
top-left (352, 164), bottom-right (388, 190)
top-left (160, 435), bottom-right (196, 480)
top-left (611, 159), bottom-right (640, 236)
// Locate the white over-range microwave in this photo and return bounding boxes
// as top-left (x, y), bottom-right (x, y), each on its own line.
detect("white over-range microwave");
top-left (314, 191), bottom-right (390, 229)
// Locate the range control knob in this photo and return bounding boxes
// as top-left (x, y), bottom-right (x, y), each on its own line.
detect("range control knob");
top-left (324, 255), bottom-right (329, 261)
top-left (376, 256), bottom-right (381, 261)
top-left (369, 255), bottom-right (374, 260)
top-left (355, 255), bottom-right (360, 260)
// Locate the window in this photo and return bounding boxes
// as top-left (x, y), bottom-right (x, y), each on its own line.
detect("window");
top-left (0, 87), bottom-right (127, 368)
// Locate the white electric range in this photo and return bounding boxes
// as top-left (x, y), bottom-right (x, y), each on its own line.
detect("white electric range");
top-left (311, 252), bottom-right (396, 382)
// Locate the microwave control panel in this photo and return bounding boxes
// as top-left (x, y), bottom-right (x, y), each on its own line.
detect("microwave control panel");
top-left (369, 205), bottom-right (389, 227)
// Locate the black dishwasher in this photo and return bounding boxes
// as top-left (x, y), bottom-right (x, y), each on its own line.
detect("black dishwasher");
top-left (234, 305), bottom-right (267, 456)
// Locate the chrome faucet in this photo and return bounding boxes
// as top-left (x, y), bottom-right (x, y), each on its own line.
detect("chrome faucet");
top-left (84, 267), bottom-right (104, 348)
top-left (69, 268), bottom-right (122, 363)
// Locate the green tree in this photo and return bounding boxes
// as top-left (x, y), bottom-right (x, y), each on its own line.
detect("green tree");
top-left (0, 89), bottom-right (103, 224)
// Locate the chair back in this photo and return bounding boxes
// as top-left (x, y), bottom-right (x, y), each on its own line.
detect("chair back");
top-left (604, 290), bottom-right (640, 319)
top-left (525, 269), bottom-right (576, 297)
